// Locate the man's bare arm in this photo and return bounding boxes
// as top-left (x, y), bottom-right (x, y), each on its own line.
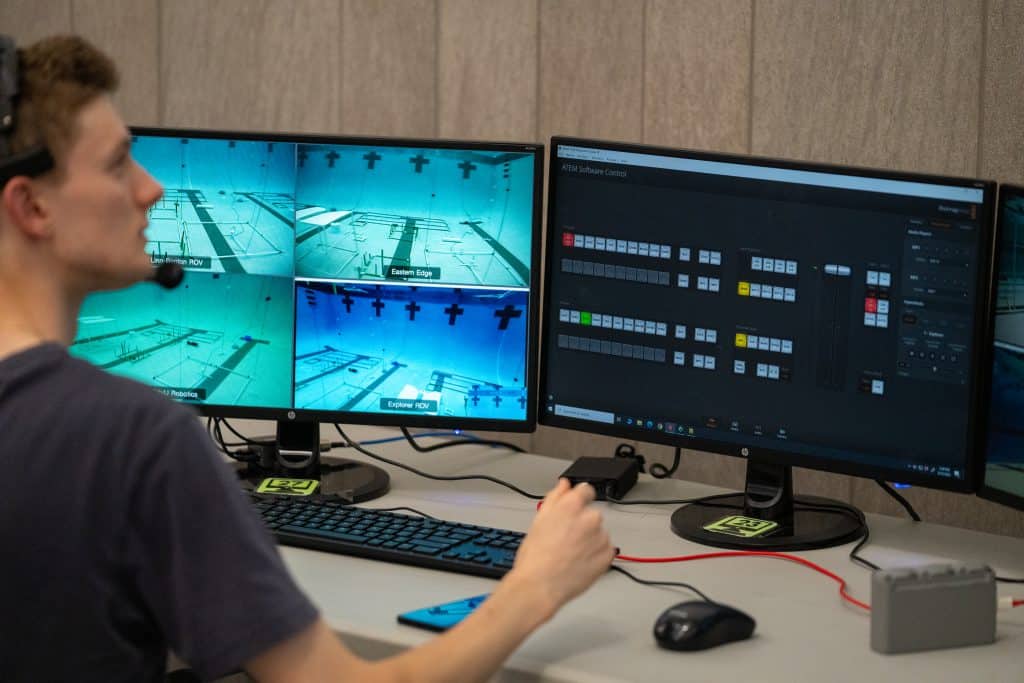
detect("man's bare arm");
top-left (245, 480), bottom-right (614, 683)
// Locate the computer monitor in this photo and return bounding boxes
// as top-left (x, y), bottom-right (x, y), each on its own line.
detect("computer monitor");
top-left (70, 128), bottom-right (543, 500)
top-left (540, 136), bottom-right (996, 550)
top-left (981, 183), bottom-right (1024, 512)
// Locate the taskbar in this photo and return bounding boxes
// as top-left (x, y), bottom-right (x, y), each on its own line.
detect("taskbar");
top-left (545, 401), bottom-right (964, 482)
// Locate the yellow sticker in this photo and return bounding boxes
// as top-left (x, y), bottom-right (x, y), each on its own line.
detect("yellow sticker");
top-left (256, 477), bottom-right (319, 496)
top-left (703, 515), bottom-right (779, 538)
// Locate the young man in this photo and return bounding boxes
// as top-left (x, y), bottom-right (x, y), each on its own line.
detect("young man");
top-left (0, 35), bottom-right (615, 682)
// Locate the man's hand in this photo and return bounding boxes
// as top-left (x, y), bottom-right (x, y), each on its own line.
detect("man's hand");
top-left (504, 479), bottom-right (616, 620)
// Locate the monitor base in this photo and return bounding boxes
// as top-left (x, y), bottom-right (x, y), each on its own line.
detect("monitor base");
top-left (236, 420), bottom-right (390, 503)
top-left (670, 460), bottom-right (866, 551)
top-left (239, 456), bottom-right (390, 504)
top-left (670, 493), bottom-right (865, 551)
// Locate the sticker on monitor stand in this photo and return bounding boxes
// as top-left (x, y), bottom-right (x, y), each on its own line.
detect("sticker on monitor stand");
top-left (703, 515), bottom-right (780, 538)
top-left (256, 478), bottom-right (320, 496)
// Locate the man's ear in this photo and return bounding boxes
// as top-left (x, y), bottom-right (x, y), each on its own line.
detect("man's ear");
top-left (1, 176), bottom-right (53, 239)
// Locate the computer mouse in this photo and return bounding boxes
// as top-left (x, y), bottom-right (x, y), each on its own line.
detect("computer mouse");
top-left (653, 600), bottom-right (755, 651)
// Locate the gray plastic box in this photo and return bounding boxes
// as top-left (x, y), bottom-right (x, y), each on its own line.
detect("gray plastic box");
top-left (870, 562), bottom-right (995, 654)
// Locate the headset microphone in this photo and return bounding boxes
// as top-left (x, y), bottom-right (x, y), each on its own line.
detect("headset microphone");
top-left (150, 261), bottom-right (184, 289)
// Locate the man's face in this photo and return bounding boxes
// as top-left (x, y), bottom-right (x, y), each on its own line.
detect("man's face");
top-left (45, 96), bottom-right (163, 291)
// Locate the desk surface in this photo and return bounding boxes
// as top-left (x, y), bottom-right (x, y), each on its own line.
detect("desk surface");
top-left (279, 433), bottom-right (1024, 682)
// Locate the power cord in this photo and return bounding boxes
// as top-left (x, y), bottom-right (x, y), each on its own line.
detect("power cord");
top-left (651, 447), bottom-right (682, 479)
top-left (362, 506), bottom-right (439, 520)
top-left (875, 480), bottom-right (921, 521)
top-left (612, 443), bottom-right (681, 479)
top-left (207, 418), bottom-right (257, 463)
top-left (400, 426), bottom-right (526, 454)
top-left (609, 565), bottom-right (715, 603)
top-left (616, 549), bottom-right (870, 611)
top-left (334, 424), bottom-right (546, 500)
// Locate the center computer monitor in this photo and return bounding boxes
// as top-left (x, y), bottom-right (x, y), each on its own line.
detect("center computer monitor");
top-left (540, 136), bottom-right (996, 550)
top-left (981, 183), bottom-right (1024, 512)
top-left (70, 128), bottom-right (543, 500)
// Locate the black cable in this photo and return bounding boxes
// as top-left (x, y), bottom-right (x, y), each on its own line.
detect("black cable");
top-left (649, 447), bottom-right (682, 479)
top-left (996, 576), bottom-right (1024, 583)
top-left (874, 480), bottom-right (922, 521)
top-left (606, 491), bottom-right (741, 507)
top-left (334, 424), bottom-right (546, 500)
top-left (207, 419), bottom-right (257, 463)
top-left (208, 418), bottom-right (248, 448)
top-left (401, 426), bottom-right (526, 454)
top-left (790, 499), bottom-right (1024, 579)
top-left (786, 498), bottom-right (878, 571)
top-left (362, 506), bottom-right (439, 520)
top-left (218, 418), bottom-right (272, 447)
top-left (610, 565), bottom-right (715, 603)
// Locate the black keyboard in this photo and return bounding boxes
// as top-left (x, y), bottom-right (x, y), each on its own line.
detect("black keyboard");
top-left (251, 494), bottom-right (524, 579)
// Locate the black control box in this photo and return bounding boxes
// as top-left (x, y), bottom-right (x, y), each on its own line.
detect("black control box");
top-left (560, 457), bottom-right (639, 500)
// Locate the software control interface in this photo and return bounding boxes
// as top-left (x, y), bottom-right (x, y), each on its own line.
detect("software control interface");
top-left (543, 143), bottom-right (990, 482)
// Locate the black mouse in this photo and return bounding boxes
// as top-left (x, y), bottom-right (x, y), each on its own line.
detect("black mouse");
top-left (653, 601), bottom-right (755, 651)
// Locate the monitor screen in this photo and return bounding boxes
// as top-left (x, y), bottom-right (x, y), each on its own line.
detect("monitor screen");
top-left (70, 129), bottom-right (542, 431)
top-left (982, 183), bottom-right (1024, 510)
top-left (539, 137), bottom-right (995, 491)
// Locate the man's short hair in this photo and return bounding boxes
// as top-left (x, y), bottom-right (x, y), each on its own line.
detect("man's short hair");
top-left (9, 35), bottom-right (119, 162)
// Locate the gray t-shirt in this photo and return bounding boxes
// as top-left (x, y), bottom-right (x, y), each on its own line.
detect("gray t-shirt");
top-left (0, 344), bottom-right (318, 682)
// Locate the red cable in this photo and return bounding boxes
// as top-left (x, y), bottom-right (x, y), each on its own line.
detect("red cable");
top-left (1014, 599), bottom-right (1023, 608)
top-left (616, 550), bottom-right (871, 611)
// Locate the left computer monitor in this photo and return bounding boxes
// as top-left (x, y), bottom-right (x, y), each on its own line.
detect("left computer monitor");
top-left (70, 128), bottom-right (543, 496)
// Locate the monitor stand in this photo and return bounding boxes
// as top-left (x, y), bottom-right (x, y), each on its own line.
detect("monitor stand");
top-left (670, 460), bottom-right (865, 551)
top-left (237, 420), bottom-right (390, 503)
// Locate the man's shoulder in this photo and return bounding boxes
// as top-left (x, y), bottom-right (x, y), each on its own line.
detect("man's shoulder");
top-left (7, 343), bottom-right (196, 429)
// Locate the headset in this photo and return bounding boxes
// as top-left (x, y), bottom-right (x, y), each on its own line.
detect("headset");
top-left (0, 35), bottom-right (54, 187)
top-left (0, 34), bottom-right (182, 289)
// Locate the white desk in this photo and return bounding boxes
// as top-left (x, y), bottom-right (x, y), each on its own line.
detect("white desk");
top-left (278, 437), bottom-right (1024, 682)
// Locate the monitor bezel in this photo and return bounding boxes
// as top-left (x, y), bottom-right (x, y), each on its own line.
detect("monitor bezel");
top-left (538, 135), bottom-right (997, 492)
top-left (128, 126), bottom-right (544, 432)
top-left (979, 183), bottom-right (1024, 510)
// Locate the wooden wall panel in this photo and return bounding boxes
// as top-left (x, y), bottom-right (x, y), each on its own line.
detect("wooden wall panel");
top-left (752, 0), bottom-right (983, 175)
top-left (438, 0), bottom-right (537, 141)
top-left (341, 0), bottom-right (436, 137)
top-left (538, 0), bottom-right (644, 143)
top-left (0, 0), bottom-right (72, 44)
top-left (72, 0), bottom-right (159, 126)
top-left (644, 0), bottom-right (752, 153)
top-left (980, 0), bottom-right (1024, 183)
top-left (161, 0), bottom-right (341, 133)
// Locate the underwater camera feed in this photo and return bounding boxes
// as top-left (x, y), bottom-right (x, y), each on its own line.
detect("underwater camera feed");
top-left (72, 273), bottom-right (294, 409)
top-left (76, 131), bottom-right (538, 425)
top-left (133, 135), bottom-right (297, 278)
top-left (294, 282), bottom-right (529, 420)
top-left (293, 144), bottom-right (534, 288)
top-left (988, 193), bottom-right (1024, 499)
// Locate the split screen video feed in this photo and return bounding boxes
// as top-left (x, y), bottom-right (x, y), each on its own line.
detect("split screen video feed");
top-left (72, 135), bottom-right (535, 422)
